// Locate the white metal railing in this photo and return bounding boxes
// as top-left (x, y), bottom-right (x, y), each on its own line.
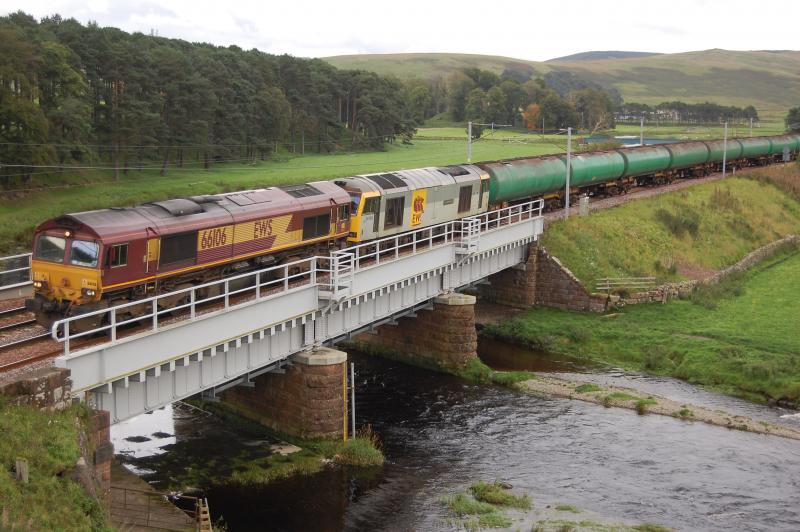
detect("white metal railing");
top-left (51, 200), bottom-right (543, 354)
top-left (0, 252), bottom-right (32, 290)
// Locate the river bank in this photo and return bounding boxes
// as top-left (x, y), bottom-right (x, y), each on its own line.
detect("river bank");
top-left (481, 246), bottom-right (800, 406)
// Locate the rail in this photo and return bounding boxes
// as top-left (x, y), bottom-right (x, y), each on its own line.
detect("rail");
top-left (51, 200), bottom-right (543, 355)
top-left (0, 253), bottom-right (31, 290)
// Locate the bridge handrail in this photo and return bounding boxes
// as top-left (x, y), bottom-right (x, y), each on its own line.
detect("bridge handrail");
top-left (51, 200), bottom-right (544, 355)
top-left (0, 252), bottom-right (32, 289)
top-left (52, 254), bottom-right (322, 353)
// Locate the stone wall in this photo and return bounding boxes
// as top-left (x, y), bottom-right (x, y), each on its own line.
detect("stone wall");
top-left (616, 234), bottom-right (799, 306)
top-left (222, 348), bottom-right (347, 439)
top-left (88, 410), bottom-right (113, 514)
top-left (350, 293), bottom-right (478, 373)
top-left (0, 367), bottom-right (72, 410)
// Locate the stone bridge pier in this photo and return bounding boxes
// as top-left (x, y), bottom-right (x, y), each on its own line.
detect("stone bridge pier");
top-left (350, 292), bottom-right (478, 373)
top-left (221, 348), bottom-right (348, 439)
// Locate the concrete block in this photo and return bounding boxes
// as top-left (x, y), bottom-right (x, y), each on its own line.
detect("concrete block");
top-left (433, 292), bottom-right (476, 306)
top-left (292, 347), bottom-right (347, 366)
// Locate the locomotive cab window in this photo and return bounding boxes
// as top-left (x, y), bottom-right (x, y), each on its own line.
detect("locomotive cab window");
top-left (458, 185), bottom-right (473, 213)
top-left (71, 240), bottom-right (100, 268)
top-left (384, 197), bottom-right (405, 229)
top-left (35, 235), bottom-right (66, 263)
top-left (303, 213), bottom-right (331, 240)
top-left (109, 243), bottom-right (128, 268)
top-left (159, 232), bottom-right (197, 266)
top-left (337, 204), bottom-right (350, 221)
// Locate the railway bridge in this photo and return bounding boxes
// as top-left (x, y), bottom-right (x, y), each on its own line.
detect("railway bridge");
top-left (10, 201), bottom-right (545, 428)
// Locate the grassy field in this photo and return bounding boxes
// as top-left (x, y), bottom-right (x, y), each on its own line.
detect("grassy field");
top-left (0, 401), bottom-right (109, 530)
top-left (0, 138), bottom-right (558, 254)
top-left (325, 50), bottom-right (800, 120)
top-left (484, 247), bottom-right (800, 404)
top-left (540, 175), bottom-right (800, 285)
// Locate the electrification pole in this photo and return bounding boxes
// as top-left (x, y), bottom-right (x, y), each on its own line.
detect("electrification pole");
top-left (467, 121), bottom-right (511, 163)
top-left (565, 127), bottom-right (572, 218)
top-left (640, 116), bottom-right (644, 146)
top-left (749, 117), bottom-right (753, 137)
top-left (722, 121), bottom-right (728, 178)
top-left (467, 121), bottom-right (472, 163)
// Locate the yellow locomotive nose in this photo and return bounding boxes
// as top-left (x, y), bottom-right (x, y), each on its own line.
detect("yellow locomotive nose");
top-left (31, 260), bottom-right (100, 304)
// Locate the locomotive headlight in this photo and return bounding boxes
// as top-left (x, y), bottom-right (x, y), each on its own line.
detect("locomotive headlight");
top-left (64, 230), bottom-right (71, 238)
top-left (33, 280), bottom-right (43, 288)
top-left (82, 288), bottom-right (96, 297)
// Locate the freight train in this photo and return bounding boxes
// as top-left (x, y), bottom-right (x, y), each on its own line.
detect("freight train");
top-left (26, 133), bottom-right (800, 329)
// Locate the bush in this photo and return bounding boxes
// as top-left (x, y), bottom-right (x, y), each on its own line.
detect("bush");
top-left (335, 425), bottom-right (384, 466)
top-left (574, 383), bottom-right (602, 393)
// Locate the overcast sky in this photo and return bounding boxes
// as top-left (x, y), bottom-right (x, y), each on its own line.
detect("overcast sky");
top-left (5, 0), bottom-right (799, 61)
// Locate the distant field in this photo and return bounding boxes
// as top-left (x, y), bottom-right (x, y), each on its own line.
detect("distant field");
top-left (325, 50), bottom-right (800, 120)
top-left (0, 139), bottom-right (558, 253)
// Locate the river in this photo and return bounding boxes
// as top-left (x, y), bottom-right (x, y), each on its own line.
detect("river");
top-left (113, 340), bottom-right (800, 531)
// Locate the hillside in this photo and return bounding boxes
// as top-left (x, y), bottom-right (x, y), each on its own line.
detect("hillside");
top-left (546, 51), bottom-right (661, 62)
top-left (324, 49), bottom-right (800, 118)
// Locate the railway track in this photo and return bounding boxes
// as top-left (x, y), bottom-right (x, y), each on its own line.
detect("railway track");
top-left (0, 318), bottom-right (36, 334)
top-left (0, 306), bottom-right (26, 318)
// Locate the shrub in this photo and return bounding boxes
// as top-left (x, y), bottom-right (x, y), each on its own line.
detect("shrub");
top-left (575, 383), bottom-right (601, 393)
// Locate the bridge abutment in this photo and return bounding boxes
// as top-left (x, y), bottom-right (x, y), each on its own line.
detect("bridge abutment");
top-left (486, 245), bottom-right (607, 312)
top-left (221, 347), bottom-right (347, 439)
top-left (352, 292), bottom-right (478, 373)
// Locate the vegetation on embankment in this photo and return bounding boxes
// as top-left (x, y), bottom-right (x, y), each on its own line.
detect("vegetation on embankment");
top-left (0, 400), bottom-right (110, 531)
top-left (541, 174), bottom-right (800, 285)
top-left (484, 248), bottom-right (800, 405)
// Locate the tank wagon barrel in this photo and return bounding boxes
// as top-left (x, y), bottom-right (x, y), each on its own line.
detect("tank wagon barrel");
top-left (664, 141), bottom-right (711, 169)
top-left (563, 151), bottom-right (626, 187)
top-left (617, 145), bottom-right (672, 177)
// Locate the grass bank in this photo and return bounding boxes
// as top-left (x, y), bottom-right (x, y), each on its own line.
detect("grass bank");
top-left (541, 175), bottom-right (800, 285)
top-left (484, 248), bottom-right (800, 404)
top-left (0, 400), bottom-right (110, 531)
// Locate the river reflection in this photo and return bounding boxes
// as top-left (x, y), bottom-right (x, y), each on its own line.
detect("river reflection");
top-left (115, 344), bottom-right (800, 531)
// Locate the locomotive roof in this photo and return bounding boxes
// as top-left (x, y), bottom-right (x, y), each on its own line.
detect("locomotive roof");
top-left (337, 165), bottom-right (486, 194)
top-left (38, 181), bottom-right (349, 243)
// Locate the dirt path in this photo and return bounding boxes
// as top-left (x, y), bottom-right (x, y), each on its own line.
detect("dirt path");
top-left (518, 374), bottom-right (800, 440)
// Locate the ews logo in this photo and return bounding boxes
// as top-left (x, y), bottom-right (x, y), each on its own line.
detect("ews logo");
top-left (253, 219), bottom-right (273, 239)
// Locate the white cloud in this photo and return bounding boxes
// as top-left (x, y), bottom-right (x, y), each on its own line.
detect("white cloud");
top-left (5, 0), bottom-right (799, 60)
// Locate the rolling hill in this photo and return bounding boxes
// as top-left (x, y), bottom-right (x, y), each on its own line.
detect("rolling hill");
top-left (324, 49), bottom-right (800, 119)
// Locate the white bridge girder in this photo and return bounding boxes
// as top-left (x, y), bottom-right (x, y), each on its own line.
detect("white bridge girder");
top-left (55, 207), bottom-right (544, 423)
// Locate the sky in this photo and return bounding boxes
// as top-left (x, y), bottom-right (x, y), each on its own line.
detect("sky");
top-left (3, 0), bottom-right (799, 61)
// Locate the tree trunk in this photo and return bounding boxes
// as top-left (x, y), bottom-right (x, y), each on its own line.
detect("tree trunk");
top-left (160, 148), bottom-right (170, 176)
top-left (204, 150), bottom-right (210, 169)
